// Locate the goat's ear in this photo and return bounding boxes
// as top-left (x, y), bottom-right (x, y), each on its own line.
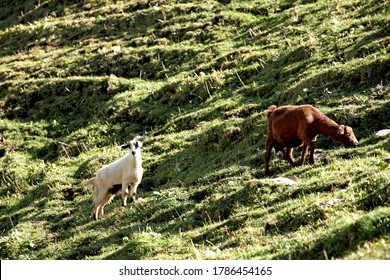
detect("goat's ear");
top-left (337, 125), bottom-right (345, 135)
top-left (134, 141), bottom-right (142, 149)
top-left (121, 143), bottom-right (130, 150)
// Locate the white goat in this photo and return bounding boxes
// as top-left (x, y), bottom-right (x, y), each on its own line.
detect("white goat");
top-left (83, 136), bottom-right (144, 220)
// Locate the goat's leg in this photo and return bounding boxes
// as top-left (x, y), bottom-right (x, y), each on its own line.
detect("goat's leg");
top-left (92, 199), bottom-right (99, 220)
top-left (121, 181), bottom-right (129, 207)
top-left (93, 204), bottom-right (99, 220)
top-left (93, 187), bottom-right (105, 220)
top-left (98, 193), bottom-right (115, 219)
top-left (129, 181), bottom-right (140, 202)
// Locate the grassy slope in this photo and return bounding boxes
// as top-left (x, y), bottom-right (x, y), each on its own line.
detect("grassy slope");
top-left (0, 0), bottom-right (389, 260)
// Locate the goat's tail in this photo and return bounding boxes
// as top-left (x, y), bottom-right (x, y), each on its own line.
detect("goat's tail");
top-left (267, 105), bottom-right (277, 118)
top-left (82, 177), bottom-right (95, 186)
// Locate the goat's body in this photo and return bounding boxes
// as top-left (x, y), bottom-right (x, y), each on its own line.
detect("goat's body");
top-left (83, 138), bottom-right (143, 220)
top-left (94, 153), bottom-right (142, 194)
top-left (265, 105), bottom-right (358, 175)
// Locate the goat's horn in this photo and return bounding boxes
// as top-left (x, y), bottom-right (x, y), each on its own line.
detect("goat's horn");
top-left (134, 135), bottom-right (147, 141)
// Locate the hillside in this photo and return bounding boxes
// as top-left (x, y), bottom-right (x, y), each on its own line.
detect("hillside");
top-left (0, 0), bottom-right (389, 260)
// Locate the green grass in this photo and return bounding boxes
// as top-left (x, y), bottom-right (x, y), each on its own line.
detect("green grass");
top-left (0, 0), bottom-right (389, 260)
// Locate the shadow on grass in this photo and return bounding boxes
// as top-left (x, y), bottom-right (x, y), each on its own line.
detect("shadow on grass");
top-left (0, 183), bottom-right (50, 234)
top-left (274, 208), bottom-right (390, 259)
top-left (0, 180), bottom-right (95, 259)
top-left (62, 226), bottom-right (148, 260)
top-left (264, 205), bottom-right (326, 235)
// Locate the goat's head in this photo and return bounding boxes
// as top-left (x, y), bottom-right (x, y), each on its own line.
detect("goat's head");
top-left (121, 136), bottom-right (144, 155)
top-left (336, 125), bottom-right (359, 147)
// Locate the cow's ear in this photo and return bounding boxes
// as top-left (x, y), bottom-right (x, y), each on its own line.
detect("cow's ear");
top-left (337, 125), bottom-right (345, 135)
